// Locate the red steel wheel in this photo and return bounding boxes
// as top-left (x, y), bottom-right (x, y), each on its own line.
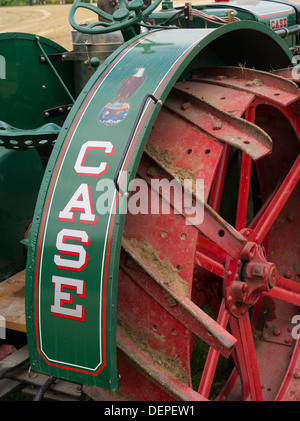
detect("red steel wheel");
top-left (84, 67), bottom-right (300, 401)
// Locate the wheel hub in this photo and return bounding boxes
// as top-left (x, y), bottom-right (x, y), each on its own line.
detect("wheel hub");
top-left (224, 230), bottom-right (277, 318)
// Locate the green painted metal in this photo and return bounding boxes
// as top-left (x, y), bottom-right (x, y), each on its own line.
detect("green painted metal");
top-left (69, 0), bottom-right (162, 37)
top-left (0, 33), bottom-right (74, 129)
top-left (25, 22), bottom-right (293, 391)
top-left (0, 33), bottom-right (75, 282)
top-left (0, 148), bottom-right (44, 282)
top-left (0, 121), bottom-right (61, 150)
top-left (151, 0), bottom-right (297, 47)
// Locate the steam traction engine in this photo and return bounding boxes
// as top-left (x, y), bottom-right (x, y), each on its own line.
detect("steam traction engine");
top-left (0, 0), bottom-right (299, 401)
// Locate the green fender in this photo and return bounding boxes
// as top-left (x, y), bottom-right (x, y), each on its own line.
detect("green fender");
top-left (25, 22), bottom-right (293, 392)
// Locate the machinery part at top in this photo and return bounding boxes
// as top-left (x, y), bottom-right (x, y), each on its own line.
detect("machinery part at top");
top-left (69, 0), bottom-right (162, 35)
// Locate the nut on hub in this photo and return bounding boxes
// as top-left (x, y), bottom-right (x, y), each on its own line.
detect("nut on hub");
top-left (224, 230), bottom-right (278, 318)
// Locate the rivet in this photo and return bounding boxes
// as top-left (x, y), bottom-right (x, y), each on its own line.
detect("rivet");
top-left (273, 328), bottom-right (281, 336)
top-left (285, 337), bottom-right (292, 345)
top-left (294, 371), bottom-right (300, 379)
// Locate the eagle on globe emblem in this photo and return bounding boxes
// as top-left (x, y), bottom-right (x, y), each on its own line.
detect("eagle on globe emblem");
top-left (99, 68), bottom-right (146, 126)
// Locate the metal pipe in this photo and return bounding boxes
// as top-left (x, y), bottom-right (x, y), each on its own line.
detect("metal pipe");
top-left (275, 24), bottom-right (300, 37)
top-left (33, 376), bottom-right (56, 401)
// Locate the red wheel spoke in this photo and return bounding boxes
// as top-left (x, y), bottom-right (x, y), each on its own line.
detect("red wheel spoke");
top-left (251, 154), bottom-right (300, 243)
top-left (229, 313), bottom-right (263, 401)
top-left (198, 299), bottom-right (229, 398)
top-left (264, 275), bottom-right (300, 306)
top-left (209, 144), bottom-right (230, 212)
top-left (197, 234), bottom-right (227, 264)
top-left (195, 250), bottom-right (225, 278)
top-left (235, 108), bottom-right (255, 231)
top-left (236, 153), bottom-right (252, 231)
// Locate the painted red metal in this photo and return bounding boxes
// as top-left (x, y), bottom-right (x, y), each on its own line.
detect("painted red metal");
top-left (167, 85), bottom-right (272, 160)
top-left (192, 66), bottom-right (299, 106)
top-left (107, 71), bottom-right (300, 401)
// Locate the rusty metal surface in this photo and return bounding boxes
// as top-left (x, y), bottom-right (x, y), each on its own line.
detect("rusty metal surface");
top-left (191, 66), bottom-right (299, 106)
top-left (173, 81), bottom-right (256, 117)
top-left (116, 334), bottom-right (208, 401)
top-left (121, 239), bottom-right (236, 358)
top-left (167, 84), bottom-right (273, 160)
top-left (270, 67), bottom-right (300, 84)
top-left (139, 146), bottom-right (250, 261)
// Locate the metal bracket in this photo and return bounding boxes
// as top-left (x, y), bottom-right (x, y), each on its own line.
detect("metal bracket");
top-left (184, 3), bottom-right (192, 28)
top-left (114, 93), bottom-right (162, 196)
top-left (44, 104), bottom-right (73, 119)
top-left (40, 51), bottom-right (93, 63)
top-left (261, 319), bottom-right (295, 346)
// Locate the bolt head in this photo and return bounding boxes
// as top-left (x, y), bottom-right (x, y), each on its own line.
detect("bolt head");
top-left (268, 266), bottom-right (277, 288)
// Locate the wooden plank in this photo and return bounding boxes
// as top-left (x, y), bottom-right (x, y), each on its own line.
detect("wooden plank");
top-left (0, 345), bottom-right (29, 378)
top-left (0, 270), bottom-right (26, 332)
top-left (10, 364), bottom-right (82, 399)
top-left (0, 377), bottom-right (21, 400)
